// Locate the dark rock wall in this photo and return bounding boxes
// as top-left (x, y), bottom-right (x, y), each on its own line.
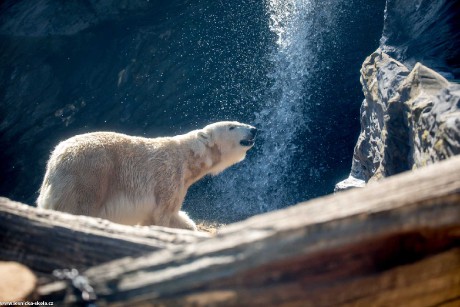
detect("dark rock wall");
top-left (0, 0), bottom-right (270, 204)
top-left (381, 0), bottom-right (460, 78)
top-left (1, 0), bottom-right (385, 221)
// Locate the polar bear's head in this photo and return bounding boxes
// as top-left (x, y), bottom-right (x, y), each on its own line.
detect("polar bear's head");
top-left (197, 121), bottom-right (257, 175)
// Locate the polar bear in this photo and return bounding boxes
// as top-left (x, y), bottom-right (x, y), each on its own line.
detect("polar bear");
top-left (36, 121), bottom-right (257, 230)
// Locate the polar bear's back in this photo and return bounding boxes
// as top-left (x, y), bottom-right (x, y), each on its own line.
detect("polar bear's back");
top-left (36, 132), bottom-right (177, 224)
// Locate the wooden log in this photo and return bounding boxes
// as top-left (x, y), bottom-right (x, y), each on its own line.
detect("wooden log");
top-left (0, 198), bottom-right (209, 275)
top-left (0, 261), bottom-right (37, 302)
top-left (39, 155), bottom-right (460, 306)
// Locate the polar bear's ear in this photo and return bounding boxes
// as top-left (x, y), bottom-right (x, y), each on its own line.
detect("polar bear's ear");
top-left (198, 131), bottom-right (213, 146)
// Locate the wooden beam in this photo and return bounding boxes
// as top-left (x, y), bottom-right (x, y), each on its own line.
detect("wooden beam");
top-left (0, 261), bottom-right (37, 302)
top-left (39, 155), bottom-right (460, 306)
top-left (153, 247), bottom-right (460, 307)
top-left (0, 198), bottom-right (209, 275)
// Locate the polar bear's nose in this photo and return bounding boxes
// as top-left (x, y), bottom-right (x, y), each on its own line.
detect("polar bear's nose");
top-left (250, 127), bottom-right (258, 137)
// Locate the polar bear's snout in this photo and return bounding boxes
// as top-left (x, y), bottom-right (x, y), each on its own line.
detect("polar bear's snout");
top-left (240, 126), bottom-right (257, 147)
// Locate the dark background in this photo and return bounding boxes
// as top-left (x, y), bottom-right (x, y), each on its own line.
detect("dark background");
top-left (0, 0), bottom-right (386, 222)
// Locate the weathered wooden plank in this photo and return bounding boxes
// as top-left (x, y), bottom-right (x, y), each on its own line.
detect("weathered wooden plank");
top-left (157, 247), bottom-right (460, 307)
top-left (39, 155), bottom-right (460, 306)
top-left (0, 261), bottom-right (37, 302)
top-left (0, 198), bottom-right (209, 275)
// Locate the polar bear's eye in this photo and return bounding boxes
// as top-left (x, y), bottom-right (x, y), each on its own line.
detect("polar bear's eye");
top-left (229, 126), bottom-right (236, 131)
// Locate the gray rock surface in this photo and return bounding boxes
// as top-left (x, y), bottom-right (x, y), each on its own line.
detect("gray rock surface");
top-left (353, 51), bottom-right (410, 181)
top-left (333, 175), bottom-right (365, 192)
top-left (337, 0), bottom-right (460, 192)
top-left (336, 51), bottom-right (460, 191)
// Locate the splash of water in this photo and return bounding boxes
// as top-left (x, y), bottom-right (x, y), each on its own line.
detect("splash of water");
top-left (208, 0), bottom-right (340, 221)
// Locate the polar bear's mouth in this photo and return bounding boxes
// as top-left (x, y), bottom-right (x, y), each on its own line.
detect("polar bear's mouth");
top-left (240, 139), bottom-right (255, 147)
top-left (240, 126), bottom-right (257, 147)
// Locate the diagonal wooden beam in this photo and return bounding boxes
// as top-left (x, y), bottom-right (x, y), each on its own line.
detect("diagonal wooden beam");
top-left (39, 155), bottom-right (460, 306)
top-left (0, 198), bottom-right (209, 275)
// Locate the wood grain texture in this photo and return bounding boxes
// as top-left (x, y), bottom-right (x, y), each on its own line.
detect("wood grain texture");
top-left (0, 198), bottom-right (209, 275)
top-left (38, 155), bottom-right (460, 306)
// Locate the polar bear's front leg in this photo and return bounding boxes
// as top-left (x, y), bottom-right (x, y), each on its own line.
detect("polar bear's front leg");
top-left (169, 211), bottom-right (197, 231)
top-left (140, 202), bottom-right (197, 230)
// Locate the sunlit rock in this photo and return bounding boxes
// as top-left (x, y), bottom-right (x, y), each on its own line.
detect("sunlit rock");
top-left (337, 52), bottom-right (460, 191)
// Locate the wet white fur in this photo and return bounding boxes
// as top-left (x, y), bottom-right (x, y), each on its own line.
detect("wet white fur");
top-left (37, 121), bottom-right (255, 230)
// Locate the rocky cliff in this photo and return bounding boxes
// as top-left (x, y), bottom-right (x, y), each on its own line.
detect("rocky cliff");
top-left (336, 0), bottom-right (460, 191)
